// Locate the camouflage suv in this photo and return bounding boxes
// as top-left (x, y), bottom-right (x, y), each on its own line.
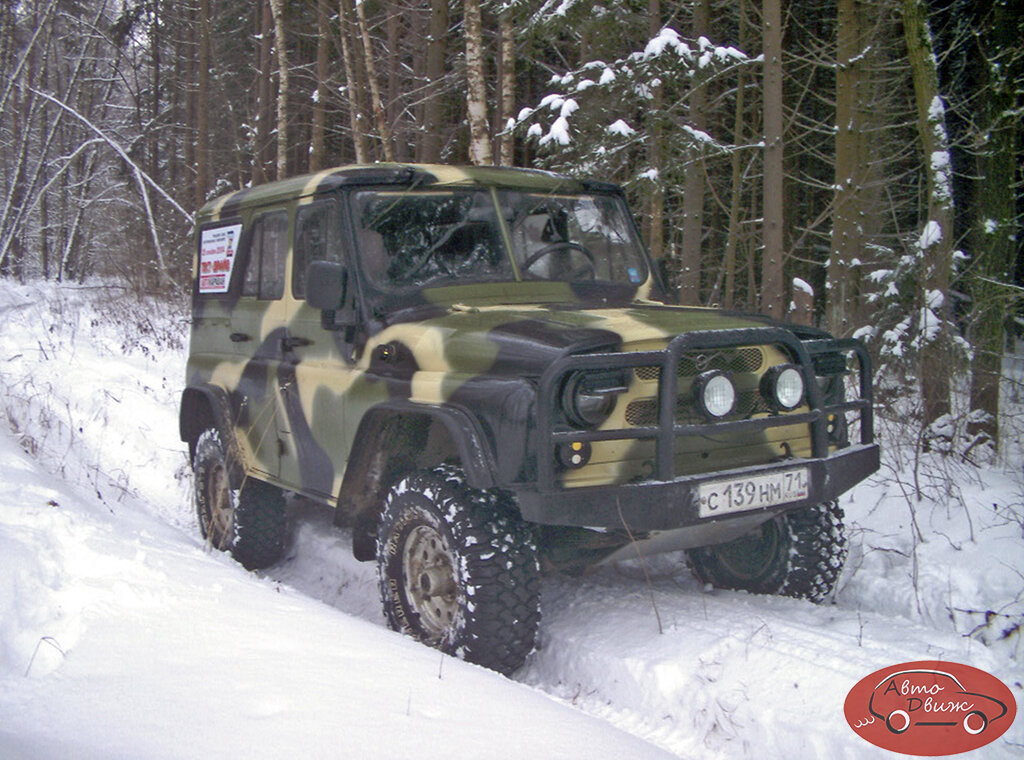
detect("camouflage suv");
top-left (180, 164), bottom-right (878, 674)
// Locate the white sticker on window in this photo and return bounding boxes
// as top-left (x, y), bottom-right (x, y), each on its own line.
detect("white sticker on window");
top-left (198, 224), bottom-right (243, 293)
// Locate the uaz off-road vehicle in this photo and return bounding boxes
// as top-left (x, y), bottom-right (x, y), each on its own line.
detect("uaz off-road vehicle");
top-left (181, 164), bottom-right (878, 674)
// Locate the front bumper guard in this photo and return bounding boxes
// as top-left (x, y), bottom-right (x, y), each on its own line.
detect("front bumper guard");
top-left (517, 327), bottom-right (878, 531)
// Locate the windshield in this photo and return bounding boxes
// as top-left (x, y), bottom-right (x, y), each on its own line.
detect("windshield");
top-left (351, 188), bottom-right (648, 292)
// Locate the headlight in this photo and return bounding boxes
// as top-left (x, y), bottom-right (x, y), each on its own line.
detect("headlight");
top-left (561, 370), bottom-right (628, 428)
top-left (694, 370), bottom-right (736, 419)
top-left (761, 364), bottom-right (805, 411)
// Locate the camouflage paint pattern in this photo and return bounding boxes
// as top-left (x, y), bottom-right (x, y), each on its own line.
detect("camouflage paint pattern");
top-left (183, 164), bottom-right (872, 531)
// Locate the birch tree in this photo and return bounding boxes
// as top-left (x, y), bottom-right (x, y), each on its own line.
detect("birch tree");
top-left (464, 0), bottom-right (493, 165)
top-left (496, 6), bottom-right (516, 167)
top-left (339, 0), bottom-right (370, 164)
top-left (268, 0), bottom-right (289, 178)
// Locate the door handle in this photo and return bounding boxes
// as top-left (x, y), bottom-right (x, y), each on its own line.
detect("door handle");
top-left (229, 332), bottom-right (250, 343)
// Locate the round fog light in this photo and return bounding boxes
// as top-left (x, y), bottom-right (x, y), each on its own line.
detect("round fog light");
top-left (761, 364), bottom-right (805, 411)
top-left (775, 366), bottom-right (805, 410)
top-left (695, 371), bottom-right (736, 419)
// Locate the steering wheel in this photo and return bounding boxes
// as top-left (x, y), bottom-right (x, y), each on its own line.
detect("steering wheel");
top-left (520, 241), bottom-right (596, 280)
top-left (401, 228), bottom-right (458, 281)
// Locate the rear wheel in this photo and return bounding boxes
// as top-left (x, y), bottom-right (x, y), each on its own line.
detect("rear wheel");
top-left (376, 465), bottom-right (541, 675)
top-left (686, 501), bottom-right (847, 603)
top-left (962, 710), bottom-right (987, 735)
top-left (192, 428), bottom-right (287, 570)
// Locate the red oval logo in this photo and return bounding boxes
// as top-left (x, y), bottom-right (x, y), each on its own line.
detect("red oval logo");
top-left (845, 660), bottom-right (1017, 756)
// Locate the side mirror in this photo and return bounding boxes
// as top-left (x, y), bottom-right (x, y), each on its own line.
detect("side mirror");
top-left (306, 260), bottom-right (356, 328)
top-left (306, 260), bottom-right (347, 310)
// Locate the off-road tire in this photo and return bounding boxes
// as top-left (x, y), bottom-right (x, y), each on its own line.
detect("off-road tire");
top-left (192, 427), bottom-right (287, 570)
top-left (686, 501), bottom-right (847, 603)
top-left (376, 465), bottom-right (541, 675)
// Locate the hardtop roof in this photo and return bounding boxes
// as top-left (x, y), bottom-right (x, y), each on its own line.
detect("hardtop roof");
top-left (197, 163), bottom-right (619, 223)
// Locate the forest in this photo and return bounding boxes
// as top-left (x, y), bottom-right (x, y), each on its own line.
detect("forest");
top-left (1, 0), bottom-right (1022, 455)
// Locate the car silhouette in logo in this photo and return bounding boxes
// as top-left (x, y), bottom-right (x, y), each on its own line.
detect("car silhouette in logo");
top-left (868, 668), bottom-right (1009, 736)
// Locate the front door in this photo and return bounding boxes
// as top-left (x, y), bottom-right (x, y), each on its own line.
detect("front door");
top-left (277, 197), bottom-right (356, 501)
top-left (230, 208), bottom-right (290, 479)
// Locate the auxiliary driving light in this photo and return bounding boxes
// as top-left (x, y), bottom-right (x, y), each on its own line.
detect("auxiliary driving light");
top-left (694, 370), bottom-right (736, 419)
top-left (761, 364), bottom-right (805, 411)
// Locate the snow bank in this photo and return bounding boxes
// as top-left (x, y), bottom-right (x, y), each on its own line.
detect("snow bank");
top-left (1, 281), bottom-right (1022, 759)
top-left (0, 284), bottom-right (671, 759)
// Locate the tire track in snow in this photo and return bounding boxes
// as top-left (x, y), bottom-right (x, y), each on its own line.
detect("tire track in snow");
top-left (270, 512), bottom-right (1006, 759)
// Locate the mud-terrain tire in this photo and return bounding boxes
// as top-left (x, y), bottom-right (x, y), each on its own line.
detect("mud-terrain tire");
top-left (376, 465), bottom-right (541, 675)
top-left (686, 501), bottom-right (847, 603)
top-left (192, 427), bottom-right (287, 570)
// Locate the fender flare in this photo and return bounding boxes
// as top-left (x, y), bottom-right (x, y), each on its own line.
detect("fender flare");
top-left (179, 384), bottom-right (246, 489)
top-left (340, 399), bottom-right (500, 562)
top-left (343, 399), bottom-right (497, 494)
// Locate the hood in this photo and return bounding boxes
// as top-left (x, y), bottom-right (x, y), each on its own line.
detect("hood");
top-left (371, 302), bottom-right (769, 378)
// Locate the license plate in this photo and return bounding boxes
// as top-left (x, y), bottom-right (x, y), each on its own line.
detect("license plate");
top-left (698, 467), bottom-right (810, 518)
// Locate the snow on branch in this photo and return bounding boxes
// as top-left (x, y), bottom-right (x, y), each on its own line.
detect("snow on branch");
top-left (916, 220), bottom-right (943, 251)
top-left (30, 89), bottom-right (194, 225)
top-left (518, 25), bottom-right (754, 179)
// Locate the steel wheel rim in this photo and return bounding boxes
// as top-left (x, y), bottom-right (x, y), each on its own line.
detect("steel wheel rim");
top-left (401, 524), bottom-right (459, 640)
top-left (715, 518), bottom-right (782, 581)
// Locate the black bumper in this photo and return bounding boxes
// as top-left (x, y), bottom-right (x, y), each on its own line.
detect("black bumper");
top-left (519, 326), bottom-right (879, 531)
top-left (515, 443), bottom-right (879, 531)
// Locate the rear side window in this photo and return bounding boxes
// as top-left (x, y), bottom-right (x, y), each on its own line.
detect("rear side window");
top-left (293, 200), bottom-right (341, 298)
top-left (241, 211), bottom-right (288, 300)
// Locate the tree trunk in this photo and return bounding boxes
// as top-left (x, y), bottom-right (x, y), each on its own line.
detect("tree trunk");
top-left (464, 0), bottom-right (492, 165)
top-left (150, 0), bottom-right (161, 181)
top-left (497, 8), bottom-right (515, 167)
top-left (827, 0), bottom-right (863, 337)
top-left (420, 0), bottom-right (449, 163)
top-left (268, 0), bottom-right (289, 179)
top-left (310, 0), bottom-right (329, 172)
top-left (252, 2), bottom-right (274, 183)
top-left (902, 0), bottom-right (953, 435)
top-left (646, 0), bottom-right (665, 274)
top-left (760, 0), bottom-right (785, 319)
top-left (722, 0), bottom-right (749, 310)
top-left (354, 0), bottom-right (394, 161)
top-left (339, 0), bottom-right (369, 163)
top-left (967, 0), bottom-right (1018, 451)
top-left (679, 0), bottom-right (709, 304)
top-left (195, 0), bottom-right (211, 205)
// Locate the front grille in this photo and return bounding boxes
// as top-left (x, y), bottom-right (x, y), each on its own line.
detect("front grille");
top-left (634, 347), bottom-right (765, 382)
top-left (624, 390), bottom-right (772, 426)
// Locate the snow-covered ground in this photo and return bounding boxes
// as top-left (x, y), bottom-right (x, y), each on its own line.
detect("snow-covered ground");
top-left (1, 281), bottom-right (1021, 758)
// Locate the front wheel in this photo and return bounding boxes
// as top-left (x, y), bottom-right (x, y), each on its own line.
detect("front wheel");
top-left (886, 709), bottom-right (911, 734)
top-left (192, 427), bottom-right (287, 570)
top-left (376, 466), bottom-right (541, 675)
top-left (686, 501), bottom-right (847, 603)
